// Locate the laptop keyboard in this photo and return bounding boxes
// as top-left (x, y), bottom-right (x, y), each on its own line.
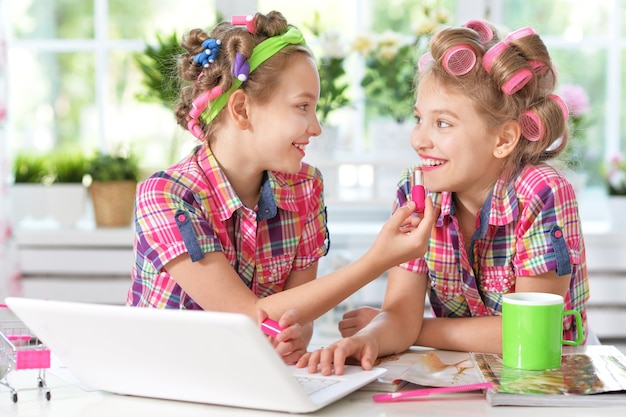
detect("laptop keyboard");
top-left (295, 375), bottom-right (341, 395)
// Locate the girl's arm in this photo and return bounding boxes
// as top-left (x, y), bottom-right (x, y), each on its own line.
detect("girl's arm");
top-left (166, 199), bottom-right (436, 324)
top-left (297, 266), bottom-right (428, 375)
top-left (365, 267), bottom-right (429, 357)
top-left (415, 271), bottom-right (572, 353)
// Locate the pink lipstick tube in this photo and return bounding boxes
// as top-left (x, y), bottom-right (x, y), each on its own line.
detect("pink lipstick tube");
top-left (260, 318), bottom-right (284, 337)
top-left (411, 166), bottom-right (426, 214)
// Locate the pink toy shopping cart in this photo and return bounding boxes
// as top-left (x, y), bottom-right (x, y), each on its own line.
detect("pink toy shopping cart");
top-left (0, 305), bottom-right (51, 403)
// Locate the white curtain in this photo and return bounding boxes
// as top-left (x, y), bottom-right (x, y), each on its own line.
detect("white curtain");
top-left (0, 0), bottom-right (22, 300)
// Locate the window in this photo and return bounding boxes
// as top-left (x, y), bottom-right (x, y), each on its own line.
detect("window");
top-left (3, 0), bottom-right (624, 202)
top-left (4, 0), bottom-right (217, 172)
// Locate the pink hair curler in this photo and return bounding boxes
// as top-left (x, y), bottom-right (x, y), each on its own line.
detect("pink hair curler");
top-left (548, 94), bottom-right (570, 122)
top-left (232, 15), bottom-right (256, 34)
top-left (463, 19), bottom-right (494, 44)
top-left (188, 86), bottom-right (223, 119)
top-left (501, 67), bottom-right (533, 94)
top-left (519, 110), bottom-right (544, 142)
top-left (528, 60), bottom-right (549, 75)
top-left (187, 118), bottom-right (205, 140)
top-left (443, 45), bottom-right (477, 76)
top-left (418, 52), bottom-right (433, 73)
top-left (482, 41), bottom-right (509, 73)
top-left (505, 27), bottom-right (536, 42)
top-left (189, 93), bottom-right (209, 119)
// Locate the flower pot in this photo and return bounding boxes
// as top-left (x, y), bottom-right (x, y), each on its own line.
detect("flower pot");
top-left (47, 183), bottom-right (88, 228)
top-left (608, 196), bottom-right (626, 228)
top-left (10, 184), bottom-right (50, 224)
top-left (89, 180), bottom-right (137, 227)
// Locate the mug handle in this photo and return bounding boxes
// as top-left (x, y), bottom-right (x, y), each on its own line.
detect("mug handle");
top-left (562, 309), bottom-right (584, 346)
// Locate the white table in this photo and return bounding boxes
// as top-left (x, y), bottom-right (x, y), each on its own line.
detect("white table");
top-left (1, 367), bottom-right (626, 417)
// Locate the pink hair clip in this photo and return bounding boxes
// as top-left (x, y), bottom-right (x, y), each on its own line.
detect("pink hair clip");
top-left (443, 44), bottom-right (477, 76)
top-left (463, 20), bottom-right (494, 44)
top-left (232, 15), bottom-right (256, 34)
top-left (482, 41), bottom-right (509, 73)
top-left (505, 27), bottom-right (536, 43)
top-left (548, 94), bottom-right (570, 122)
top-left (519, 110), bottom-right (544, 142)
top-left (501, 67), bottom-right (533, 94)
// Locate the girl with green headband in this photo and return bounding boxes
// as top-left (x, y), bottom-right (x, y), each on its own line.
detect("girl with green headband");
top-left (129, 10), bottom-right (436, 365)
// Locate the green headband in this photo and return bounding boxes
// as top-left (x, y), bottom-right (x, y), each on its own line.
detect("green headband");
top-left (200, 26), bottom-right (306, 124)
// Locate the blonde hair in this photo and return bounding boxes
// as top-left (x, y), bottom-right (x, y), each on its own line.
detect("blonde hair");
top-left (418, 21), bottom-right (569, 176)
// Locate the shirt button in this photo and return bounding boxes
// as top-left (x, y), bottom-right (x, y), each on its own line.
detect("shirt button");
top-left (178, 214), bottom-right (187, 222)
top-left (554, 230), bottom-right (563, 238)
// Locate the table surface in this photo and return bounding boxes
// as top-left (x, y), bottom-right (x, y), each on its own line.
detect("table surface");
top-left (1, 366), bottom-right (626, 417)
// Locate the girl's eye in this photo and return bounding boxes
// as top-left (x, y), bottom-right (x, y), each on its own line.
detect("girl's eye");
top-left (414, 115), bottom-right (423, 124)
top-left (437, 120), bottom-right (451, 128)
top-left (299, 104), bottom-right (309, 111)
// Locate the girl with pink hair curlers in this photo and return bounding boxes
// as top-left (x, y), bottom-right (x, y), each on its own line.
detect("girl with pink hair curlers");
top-left (298, 19), bottom-right (591, 376)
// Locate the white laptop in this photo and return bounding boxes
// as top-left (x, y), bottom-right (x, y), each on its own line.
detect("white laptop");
top-left (4, 297), bottom-right (385, 413)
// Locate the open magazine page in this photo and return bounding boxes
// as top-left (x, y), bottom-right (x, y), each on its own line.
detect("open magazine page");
top-left (470, 345), bottom-right (626, 406)
top-left (363, 349), bottom-right (481, 392)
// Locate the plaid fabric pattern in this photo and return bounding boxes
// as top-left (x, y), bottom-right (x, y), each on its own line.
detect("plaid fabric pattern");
top-left (395, 163), bottom-right (589, 342)
top-left (128, 145), bottom-right (329, 309)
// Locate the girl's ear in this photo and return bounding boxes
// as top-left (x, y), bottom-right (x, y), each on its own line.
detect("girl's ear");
top-left (227, 89), bottom-right (250, 130)
top-left (494, 120), bottom-right (521, 158)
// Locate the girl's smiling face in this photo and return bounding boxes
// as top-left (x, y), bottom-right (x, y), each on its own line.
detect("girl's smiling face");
top-left (247, 52), bottom-right (322, 174)
top-left (411, 75), bottom-right (507, 199)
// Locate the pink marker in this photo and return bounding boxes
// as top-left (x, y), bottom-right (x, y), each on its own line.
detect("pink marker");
top-left (411, 166), bottom-right (426, 214)
top-left (260, 318), bottom-right (284, 337)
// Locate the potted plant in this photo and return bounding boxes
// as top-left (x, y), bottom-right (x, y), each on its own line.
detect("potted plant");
top-left (133, 31), bottom-right (183, 110)
top-left (48, 151), bottom-right (89, 227)
top-left (606, 153), bottom-right (626, 196)
top-left (352, 5), bottom-right (449, 156)
top-left (133, 29), bottom-right (194, 164)
top-left (10, 152), bottom-right (52, 223)
top-left (86, 151), bottom-right (140, 227)
top-left (605, 153), bottom-right (626, 227)
top-left (304, 12), bottom-right (351, 160)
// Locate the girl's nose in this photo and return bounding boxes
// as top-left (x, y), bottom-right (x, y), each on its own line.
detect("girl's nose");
top-left (410, 124), bottom-right (430, 151)
top-left (310, 115), bottom-right (322, 137)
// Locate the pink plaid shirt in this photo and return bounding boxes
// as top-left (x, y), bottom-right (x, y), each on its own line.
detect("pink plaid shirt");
top-left (394, 163), bottom-right (589, 342)
top-left (128, 145), bottom-right (329, 309)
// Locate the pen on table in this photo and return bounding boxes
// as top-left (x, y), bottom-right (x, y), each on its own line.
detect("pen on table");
top-left (373, 382), bottom-right (493, 402)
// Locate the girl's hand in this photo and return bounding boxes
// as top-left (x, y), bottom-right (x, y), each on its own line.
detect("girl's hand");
top-left (257, 308), bottom-right (307, 365)
top-left (368, 197), bottom-right (437, 269)
top-left (338, 306), bottom-right (380, 337)
top-left (296, 334), bottom-right (379, 376)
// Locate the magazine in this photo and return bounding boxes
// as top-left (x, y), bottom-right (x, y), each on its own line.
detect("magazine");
top-left (363, 348), bottom-right (482, 392)
top-left (471, 345), bottom-right (626, 406)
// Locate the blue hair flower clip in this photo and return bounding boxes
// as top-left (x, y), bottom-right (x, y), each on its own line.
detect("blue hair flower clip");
top-left (194, 38), bottom-right (221, 68)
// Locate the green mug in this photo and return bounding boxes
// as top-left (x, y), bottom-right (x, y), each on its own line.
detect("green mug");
top-left (502, 292), bottom-right (584, 370)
